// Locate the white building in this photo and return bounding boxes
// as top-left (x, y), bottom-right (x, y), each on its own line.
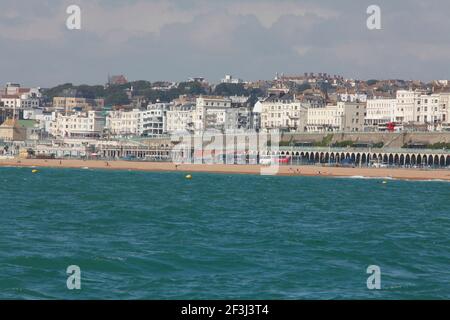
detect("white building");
top-left (364, 98), bottom-right (396, 130)
top-left (0, 96), bottom-right (21, 109)
top-left (1, 96), bottom-right (40, 109)
top-left (50, 111), bottom-right (105, 138)
top-left (106, 109), bottom-right (141, 136)
top-left (260, 94), bottom-right (308, 132)
top-left (141, 103), bottom-right (169, 137)
top-left (23, 109), bottom-right (55, 133)
top-left (440, 93), bottom-right (450, 124)
top-left (395, 90), bottom-right (424, 123)
top-left (0, 83), bottom-right (41, 110)
top-left (416, 93), bottom-right (449, 131)
top-left (306, 102), bottom-right (366, 132)
top-left (166, 103), bottom-right (195, 133)
top-left (252, 101), bottom-right (262, 130)
top-left (106, 103), bottom-right (169, 137)
top-left (306, 105), bottom-right (341, 132)
top-left (220, 75), bottom-right (243, 84)
top-left (193, 96), bottom-right (235, 132)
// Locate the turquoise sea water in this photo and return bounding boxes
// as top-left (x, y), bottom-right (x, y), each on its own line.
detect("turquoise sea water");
top-left (0, 167), bottom-right (449, 299)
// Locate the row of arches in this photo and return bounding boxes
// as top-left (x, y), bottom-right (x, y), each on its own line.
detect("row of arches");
top-left (266, 150), bottom-right (450, 167)
top-left (169, 146), bottom-right (450, 167)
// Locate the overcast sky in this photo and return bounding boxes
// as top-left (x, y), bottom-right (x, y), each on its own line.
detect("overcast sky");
top-left (1, 0), bottom-right (450, 87)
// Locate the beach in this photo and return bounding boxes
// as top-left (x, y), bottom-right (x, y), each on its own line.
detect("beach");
top-left (1, 158), bottom-right (450, 181)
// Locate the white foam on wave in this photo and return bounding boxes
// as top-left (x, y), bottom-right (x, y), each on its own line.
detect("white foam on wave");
top-left (339, 175), bottom-right (450, 183)
top-left (339, 175), bottom-right (395, 181)
top-left (404, 178), bottom-right (450, 183)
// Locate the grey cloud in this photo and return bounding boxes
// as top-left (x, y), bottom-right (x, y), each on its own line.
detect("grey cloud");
top-left (1, 0), bottom-right (450, 86)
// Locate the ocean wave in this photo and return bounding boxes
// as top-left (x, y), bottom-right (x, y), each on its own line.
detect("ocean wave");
top-left (338, 175), bottom-right (395, 180)
top-left (337, 175), bottom-right (450, 183)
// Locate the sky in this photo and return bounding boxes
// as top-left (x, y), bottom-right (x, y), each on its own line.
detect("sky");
top-left (1, 0), bottom-right (450, 87)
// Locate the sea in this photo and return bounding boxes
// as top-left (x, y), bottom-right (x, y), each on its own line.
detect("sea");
top-left (0, 167), bottom-right (449, 299)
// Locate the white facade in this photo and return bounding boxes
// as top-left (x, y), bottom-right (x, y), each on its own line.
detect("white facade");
top-left (440, 93), bottom-right (450, 124)
top-left (395, 90), bottom-right (423, 123)
top-left (361, 92), bottom-right (450, 131)
top-left (306, 105), bottom-right (341, 132)
top-left (106, 104), bottom-right (168, 137)
top-left (35, 113), bottom-right (55, 133)
top-left (364, 98), bottom-right (396, 129)
top-left (1, 95), bottom-right (40, 109)
top-left (415, 94), bottom-right (449, 131)
top-left (193, 96), bottom-right (233, 132)
top-left (141, 104), bottom-right (167, 137)
top-left (306, 102), bottom-right (366, 132)
top-left (166, 104), bottom-right (195, 133)
top-left (417, 94), bottom-right (441, 124)
top-left (220, 75), bottom-right (243, 84)
top-left (260, 95), bottom-right (307, 132)
top-left (50, 111), bottom-right (105, 138)
top-left (1, 97), bottom-right (21, 108)
top-left (1, 83), bottom-right (41, 109)
top-left (19, 95), bottom-right (40, 109)
top-left (106, 109), bottom-right (141, 136)
top-left (252, 101), bottom-right (263, 130)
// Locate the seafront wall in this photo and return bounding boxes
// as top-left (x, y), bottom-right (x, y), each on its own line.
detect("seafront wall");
top-left (280, 132), bottom-right (450, 148)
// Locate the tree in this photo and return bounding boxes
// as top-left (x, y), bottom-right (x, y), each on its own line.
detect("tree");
top-left (178, 82), bottom-right (208, 95)
top-left (105, 91), bottom-right (129, 106)
top-left (76, 85), bottom-right (105, 99)
top-left (213, 83), bottom-right (247, 96)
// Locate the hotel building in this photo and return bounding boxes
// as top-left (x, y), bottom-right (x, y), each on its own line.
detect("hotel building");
top-left (192, 96), bottom-right (235, 132)
top-left (50, 111), bottom-right (106, 138)
top-left (260, 94), bottom-right (307, 132)
top-left (306, 102), bottom-right (366, 132)
top-left (106, 103), bottom-right (169, 137)
top-left (166, 103), bottom-right (195, 133)
top-left (395, 90), bottom-right (424, 123)
top-left (364, 98), bottom-right (397, 131)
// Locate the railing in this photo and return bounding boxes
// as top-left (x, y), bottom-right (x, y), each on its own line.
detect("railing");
top-left (280, 131), bottom-right (450, 135)
top-left (277, 146), bottom-right (450, 155)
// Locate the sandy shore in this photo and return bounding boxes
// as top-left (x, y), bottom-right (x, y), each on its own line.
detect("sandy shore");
top-left (1, 158), bottom-right (450, 181)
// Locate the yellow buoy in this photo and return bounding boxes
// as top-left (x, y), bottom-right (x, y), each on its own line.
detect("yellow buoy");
top-left (32, 169), bottom-right (39, 174)
top-left (185, 174), bottom-right (192, 180)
